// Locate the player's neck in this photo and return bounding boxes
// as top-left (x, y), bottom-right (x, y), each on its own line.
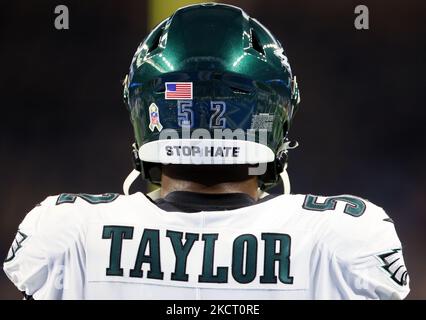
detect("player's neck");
top-left (160, 165), bottom-right (259, 201)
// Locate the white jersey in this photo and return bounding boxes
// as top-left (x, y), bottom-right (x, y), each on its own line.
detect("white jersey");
top-left (3, 192), bottom-right (409, 300)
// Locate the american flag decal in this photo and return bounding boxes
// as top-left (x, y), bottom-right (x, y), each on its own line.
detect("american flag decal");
top-left (165, 82), bottom-right (193, 100)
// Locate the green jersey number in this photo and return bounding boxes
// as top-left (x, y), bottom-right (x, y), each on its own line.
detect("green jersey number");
top-left (302, 195), bottom-right (366, 217)
top-left (56, 193), bottom-right (119, 205)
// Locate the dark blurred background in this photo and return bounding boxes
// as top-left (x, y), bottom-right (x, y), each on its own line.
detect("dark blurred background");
top-left (0, 0), bottom-right (425, 299)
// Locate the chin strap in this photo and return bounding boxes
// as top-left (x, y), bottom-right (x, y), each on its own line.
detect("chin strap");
top-left (276, 139), bottom-right (298, 195)
top-left (123, 169), bottom-right (140, 196)
top-left (123, 143), bottom-right (143, 196)
top-left (258, 161), bottom-right (291, 198)
top-left (280, 162), bottom-right (291, 195)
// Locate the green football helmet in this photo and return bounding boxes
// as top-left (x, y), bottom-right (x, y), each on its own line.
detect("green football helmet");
top-left (122, 3), bottom-right (300, 195)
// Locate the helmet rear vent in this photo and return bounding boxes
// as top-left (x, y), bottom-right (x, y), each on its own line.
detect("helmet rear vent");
top-left (250, 29), bottom-right (265, 55)
top-left (148, 28), bottom-right (164, 53)
top-left (230, 86), bottom-right (251, 94)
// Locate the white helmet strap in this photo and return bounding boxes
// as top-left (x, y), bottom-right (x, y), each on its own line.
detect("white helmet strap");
top-left (123, 169), bottom-right (140, 196)
top-left (280, 163), bottom-right (291, 195)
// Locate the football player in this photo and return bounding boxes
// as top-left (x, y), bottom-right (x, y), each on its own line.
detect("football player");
top-left (4, 3), bottom-right (409, 299)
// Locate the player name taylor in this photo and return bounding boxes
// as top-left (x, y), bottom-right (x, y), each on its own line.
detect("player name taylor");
top-left (102, 226), bottom-right (294, 284)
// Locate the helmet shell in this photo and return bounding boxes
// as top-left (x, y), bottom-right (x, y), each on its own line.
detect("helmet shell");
top-left (124, 3), bottom-right (299, 186)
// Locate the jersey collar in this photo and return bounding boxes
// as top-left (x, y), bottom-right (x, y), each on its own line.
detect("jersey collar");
top-left (156, 191), bottom-right (257, 212)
